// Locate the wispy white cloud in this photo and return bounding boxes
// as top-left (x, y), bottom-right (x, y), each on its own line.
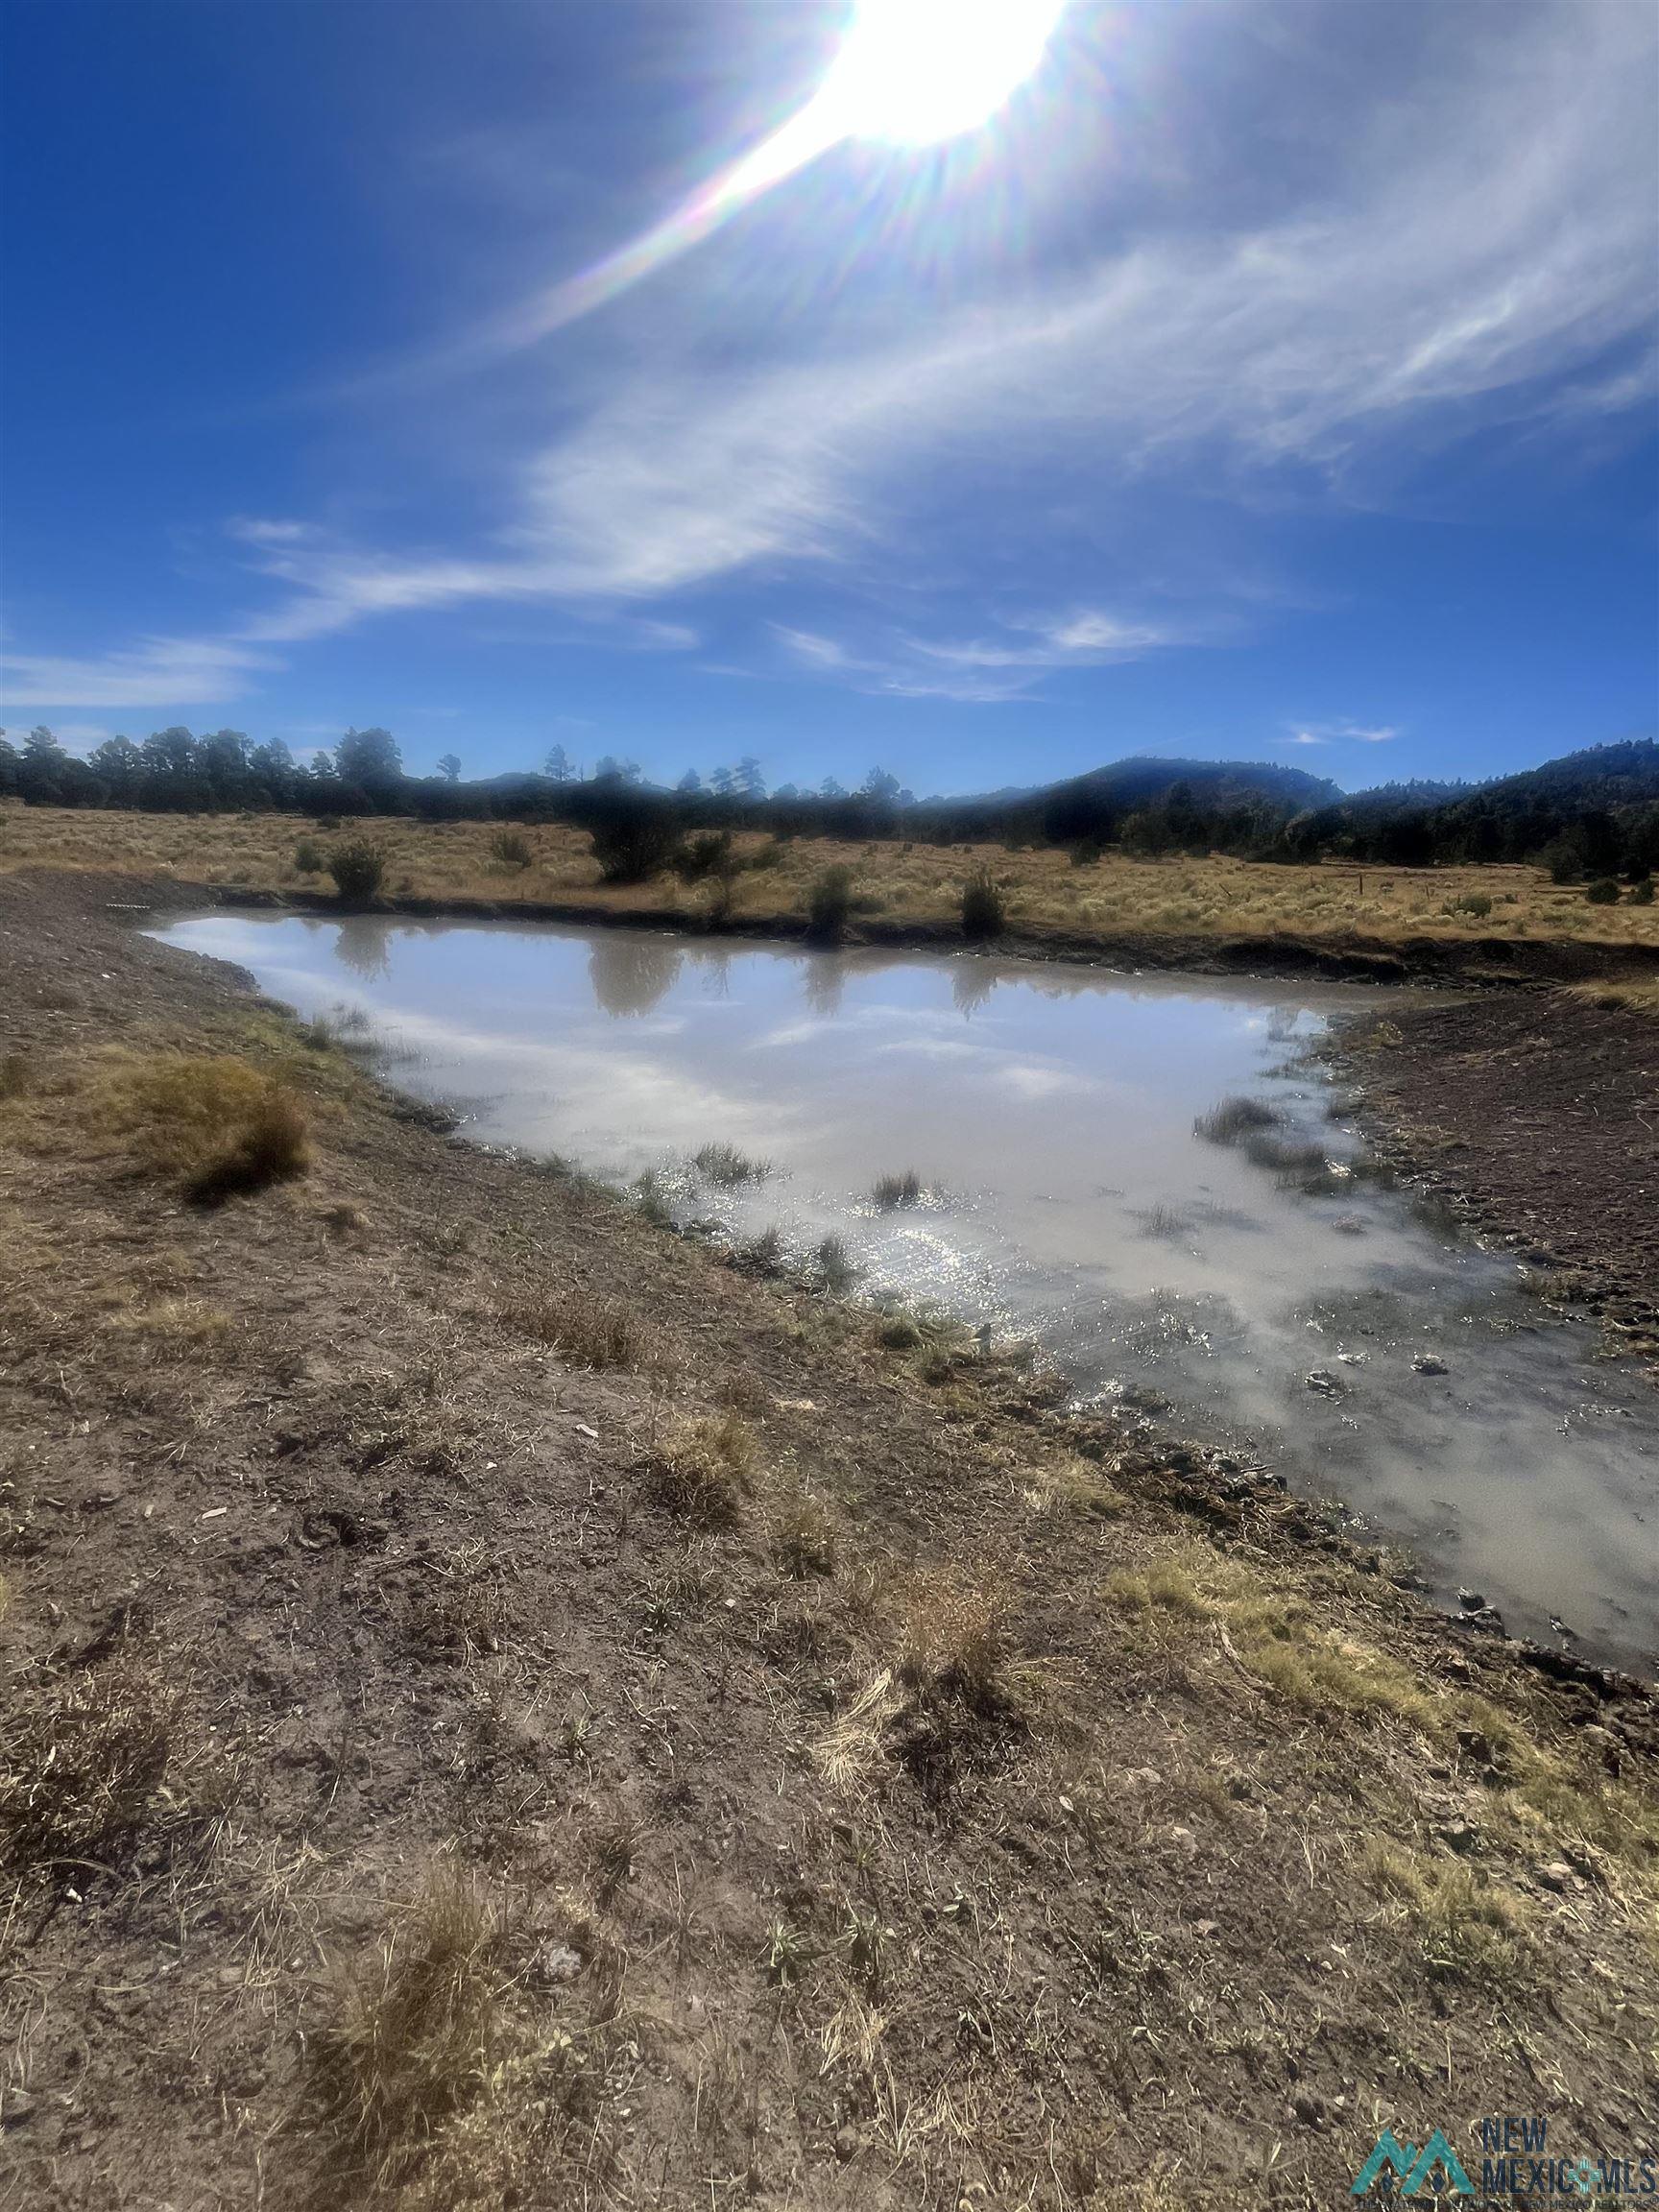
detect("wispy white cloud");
top-left (0, 637), bottom-right (270, 709)
top-left (772, 608), bottom-right (1194, 701)
top-left (1288, 721), bottom-right (1400, 747)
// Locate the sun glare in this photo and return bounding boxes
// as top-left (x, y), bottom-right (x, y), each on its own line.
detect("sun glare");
top-left (813, 0), bottom-right (1066, 147)
top-left (492, 0), bottom-right (1065, 348)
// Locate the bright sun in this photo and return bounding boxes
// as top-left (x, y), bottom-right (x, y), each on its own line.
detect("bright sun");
top-left (814, 0), bottom-right (1067, 147)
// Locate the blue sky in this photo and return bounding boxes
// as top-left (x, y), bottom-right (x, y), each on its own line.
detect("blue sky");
top-left (3, 0), bottom-right (1655, 796)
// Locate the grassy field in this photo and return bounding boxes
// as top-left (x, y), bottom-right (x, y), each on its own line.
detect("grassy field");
top-left (4, 800), bottom-right (1657, 950)
top-left (3, 869), bottom-right (1657, 2208)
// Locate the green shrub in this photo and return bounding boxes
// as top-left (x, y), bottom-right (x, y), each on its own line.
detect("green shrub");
top-left (1631, 878), bottom-right (1655, 905)
top-left (805, 866), bottom-right (854, 945)
top-left (960, 867), bottom-right (1006, 942)
top-left (293, 837), bottom-right (325, 874)
top-left (328, 835), bottom-right (388, 901)
top-left (489, 826), bottom-right (533, 869)
top-left (1446, 891), bottom-right (1491, 919)
top-left (814, 1234), bottom-right (859, 1294)
top-left (674, 830), bottom-right (733, 884)
top-left (1585, 878), bottom-right (1622, 905)
top-left (589, 807), bottom-right (680, 883)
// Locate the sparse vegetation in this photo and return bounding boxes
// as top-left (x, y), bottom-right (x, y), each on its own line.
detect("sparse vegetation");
top-left (6, 805), bottom-right (1659, 962)
top-left (813, 1232), bottom-right (858, 1293)
top-left (872, 1168), bottom-right (924, 1209)
top-left (1193, 1094), bottom-right (1281, 1144)
top-left (1358, 1839), bottom-right (1528, 1982)
top-left (0, 1643), bottom-right (224, 1884)
top-left (308, 1864), bottom-right (506, 2192)
top-left (693, 1141), bottom-right (770, 1186)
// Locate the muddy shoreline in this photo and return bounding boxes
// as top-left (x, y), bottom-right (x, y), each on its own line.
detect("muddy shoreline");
top-left (1334, 991), bottom-right (1659, 1375)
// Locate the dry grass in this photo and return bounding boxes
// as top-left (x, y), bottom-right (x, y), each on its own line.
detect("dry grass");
top-left (1567, 975), bottom-right (1659, 1013)
top-left (0, 1643), bottom-right (229, 1885)
top-left (307, 1863), bottom-right (506, 2194)
top-left (8, 805), bottom-right (1659, 950)
top-left (692, 1141), bottom-right (769, 1186)
top-left (887, 1569), bottom-right (1042, 1793)
top-left (511, 1287), bottom-right (648, 1370)
top-left (771, 1486), bottom-right (837, 1578)
top-left (872, 1169), bottom-right (924, 1210)
top-left (1023, 1455), bottom-right (1125, 1521)
top-left (102, 1051), bottom-right (310, 1201)
top-left (643, 1409), bottom-right (757, 1525)
top-left (406, 1546), bottom-right (511, 1661)
top-left (1358, 1839), bottom-right (1529, 1981)
top-left (1102, 1549), bottom-right (1438, 1725)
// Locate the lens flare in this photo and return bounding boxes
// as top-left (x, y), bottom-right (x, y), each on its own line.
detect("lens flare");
top-left (494, 0), bottom-right (1065, 349)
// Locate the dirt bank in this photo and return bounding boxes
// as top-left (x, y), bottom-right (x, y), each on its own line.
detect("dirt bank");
top-left (3, 867), bottom-right (1657, 2210)
top-left (1339, 988), bottom-right (1659, 1369)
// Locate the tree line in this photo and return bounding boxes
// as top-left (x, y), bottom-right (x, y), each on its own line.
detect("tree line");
top-left (2, 720), bottom-right (1654, 881)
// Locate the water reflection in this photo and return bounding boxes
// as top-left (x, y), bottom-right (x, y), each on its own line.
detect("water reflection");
top-left (588, 934), bottom-right (682, 1019)
top-left (152, 910), bottom-right (1659, 1674)
top-left (802, 952), bottom-right (848, 1020)
top-left (333, 914), bottom-right (396, 983)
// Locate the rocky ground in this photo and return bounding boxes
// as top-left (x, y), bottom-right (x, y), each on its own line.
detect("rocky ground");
top-left (1, 868), bottom-right (1656, 2211)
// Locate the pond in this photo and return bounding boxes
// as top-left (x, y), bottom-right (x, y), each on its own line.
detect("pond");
top-left (157, 910), bottom-right (1659, 1674)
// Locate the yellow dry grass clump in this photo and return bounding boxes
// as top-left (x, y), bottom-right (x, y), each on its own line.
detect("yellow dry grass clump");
top-left (105, 1052), bottom-right (311, 1201)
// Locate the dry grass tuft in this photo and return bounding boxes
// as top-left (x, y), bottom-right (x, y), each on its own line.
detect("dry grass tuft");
top-left (511, 1287), bottom-right (647, 1369)
top-left (1193, 1095), bottom-right (1281, 1144)
top-left (1024, 1456), bottom-right (1125, 1521)
top-left (1102, 1548), bottom-right (1438, 1725)
top-left (106, 1052), bottom-right (310, 1201)
top-left (693, 1141), bottom-right (769, 1186)
top-left (643, 1409), bottom-right (757, 1525)
top-left (1566, 975), bottom-right (1659, 1015)
top-left (889, 1570), bottom-right (1039, 1791)
top-left (772, 1487), bottom-right (836, 1578)
top-left (1358, 1839), bottom-right (1529, 1981)
top-left (0, 1643), bottom-right (227, 1883)
top-left (872, 1169), bottom-right (924, 1210)
top-left (308, 1863), bottom-right (505, 2193)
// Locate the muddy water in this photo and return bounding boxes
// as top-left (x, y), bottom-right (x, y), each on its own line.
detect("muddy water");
top-left (158, 911), bottom-right (1659, 1672)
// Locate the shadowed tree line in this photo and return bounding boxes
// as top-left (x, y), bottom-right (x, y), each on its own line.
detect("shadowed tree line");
top-left (2, 721), bottom-right (1655, 882)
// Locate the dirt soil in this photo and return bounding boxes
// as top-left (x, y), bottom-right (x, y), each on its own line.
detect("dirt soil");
top-left (2, 867), bottom-right (1657, 2212)
top-left (1340, 991), bottom-right (1659, 1366)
